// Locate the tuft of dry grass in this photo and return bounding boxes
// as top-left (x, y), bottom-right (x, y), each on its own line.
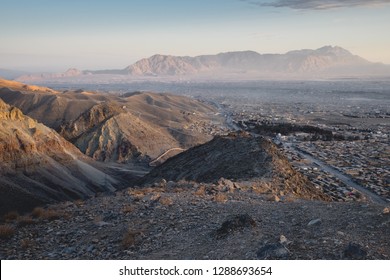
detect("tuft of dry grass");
top-left (31, 207), bottom-right (45, 218)
top-left (3, 211), bottom-right (19, 222)
top-left (121, 205), bottom-right (136, 214)
top-left (31, 207), bottom-right (64, 221)
top-left (194, 185), bottom-right (206, 196)
top-left (122, 229), bottom-right (142, 249)
top-left (159, 196), bottom-right (173, 206)
top-left (0, 224), bottom-right (15, 239)
top-left (20, 238), bottom-right (35, 249)
top-left (214, 193), bottom-right (228, 203)
top-left (17, 216), bottom-right (36, 227)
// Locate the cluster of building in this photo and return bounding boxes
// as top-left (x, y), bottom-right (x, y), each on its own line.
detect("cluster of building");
top-left (224, 99), bottom-right (389, 203)
top-left (296, 140), bottom-right (389, 201)
top-left (282, 145), bottom-right (364, 202)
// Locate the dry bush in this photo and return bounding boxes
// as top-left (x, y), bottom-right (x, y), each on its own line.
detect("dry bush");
top-left (17, 216), bottom-right (36, 227)
top-left (214, 193), bottom-right (228, 203)
top-left (0, 224), bottom-right (15, 239)
top-left (159, 196), bottom-right (173, 206)
top-left (121, 205), bottom-right (135, 214)
top-left (3, 211), bottom-right (19, 221)
top-left (194, 185), bottom-right (206, 196)
top-left (128, 189), bottom-right (146, 201)
top-left (122, 229), bottom-right (142, 249)
top-left (31, 207), bottom-right (45, 218)
top-left (20, 238), bottom-right (35, 249)
top-left (32, 207), bottom-right (64, 221)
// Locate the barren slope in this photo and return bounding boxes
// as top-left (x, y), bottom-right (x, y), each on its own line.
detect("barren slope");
top-left (0, 86), bottom-right (108, 130)
top-left (142, 132), bottom-right (329, 201)
top-left (60, 92), bottom-right (222, 163)
top-left (1, 181), bottom-right (388, 260)
top-left (0, 98), bottom-right (123, 215)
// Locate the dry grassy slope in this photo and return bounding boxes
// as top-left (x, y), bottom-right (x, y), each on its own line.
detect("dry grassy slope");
top-left (0, 98), bottom-right (122, 215)
top-left (142, 132), bottom-right (329, 201)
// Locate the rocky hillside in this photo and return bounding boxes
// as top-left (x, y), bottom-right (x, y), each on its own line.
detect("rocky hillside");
top-left (142, 132), bottom-right (329, 201)
top-left (0, 98), bottom-right (124, 215)
top-left (1, 180), bottom-right (388, 259)
top-left (0, 81), bottom-right (107, 130)
top-left (0, 79), bottom-right (224, 164)
top-left (60, 92), bottom-right (222, 163)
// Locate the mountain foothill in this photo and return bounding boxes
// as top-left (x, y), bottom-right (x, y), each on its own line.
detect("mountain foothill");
top-left (0, 76), bottom-right (332, 215)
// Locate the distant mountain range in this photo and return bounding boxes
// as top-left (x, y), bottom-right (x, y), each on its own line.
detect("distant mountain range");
top-left (12, 46), bottom-right (390, 82)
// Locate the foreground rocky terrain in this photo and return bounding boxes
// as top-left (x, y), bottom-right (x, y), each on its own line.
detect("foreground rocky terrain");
top-left (1, 132), bottom-right (388, 260)
top-left (1, 180), bottom-right (389, 260)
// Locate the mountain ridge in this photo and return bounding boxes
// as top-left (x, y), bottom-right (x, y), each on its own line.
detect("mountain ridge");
top-left (0, 98), bottom-right (124, 215)
top-left (15, 46), bottom-right (390, 82)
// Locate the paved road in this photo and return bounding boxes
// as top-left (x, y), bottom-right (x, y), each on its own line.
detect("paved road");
top-left (284, 142), bottom-right (389, 206)
top-left (149, 148), bottom-right (186, 166)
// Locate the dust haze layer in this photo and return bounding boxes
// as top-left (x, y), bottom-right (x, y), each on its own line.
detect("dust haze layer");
top-left (15, 46), bottom-right (390, 83)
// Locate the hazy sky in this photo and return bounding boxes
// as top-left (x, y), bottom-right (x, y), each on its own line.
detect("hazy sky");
top-left (1, 0), bottom-right (390, 71)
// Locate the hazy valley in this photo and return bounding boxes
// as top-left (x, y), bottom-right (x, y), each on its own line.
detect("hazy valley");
top-left (0, 49), bottom-right (389, 260)
top-left (15, 46), bottom-right (390, 84)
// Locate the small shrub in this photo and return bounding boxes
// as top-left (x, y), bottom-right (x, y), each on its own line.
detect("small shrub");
top-left (17, 216), bottom-right (36, 227)
top-left (3, 211), bottom-right (19, 221)
top-left (121, 205), bottom-right (135, 214)
top-left (32, 207), bottom-right (63, 221)
top-left (0, 224), bottom-right (15, 239)
top-left (31, 207), bottom-right (45, 218)
top-left (122, 229), bottom-right (142, 249)
top-left (20, 238), bottom-right (35, 249)
top-left (214, 193), bottom-right (228, 203)
top-left (194, 185), bottom-right (206, 196)
top-left (159, 196), bottom-right (173, 206)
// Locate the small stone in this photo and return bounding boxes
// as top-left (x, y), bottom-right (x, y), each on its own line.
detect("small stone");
top-left (160, 179), bottom-right (167, 186)
top-left (343, 242), bottom-right (367, 259)
top-left (87, 245), bottom-right (95, 252)
top-left (307, 218), bottom-right (322, 226)
top-left (257, 243), bottom-right (289, 259)
top-left (166, 181), bottom-right (176, 188)
top-left (63, 247), bottom-right (75, 254)
top-left (216, 214), bottom-right (256, 238)
top-left (279, 235), bottom-right (288, 244)
top-left (95, 221), bottom-right (110, 227)
top-left (382, 207), bottom-right (390, 215)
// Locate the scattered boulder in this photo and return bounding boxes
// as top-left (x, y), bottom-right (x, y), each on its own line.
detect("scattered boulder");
top-left (257, 243), bottom-right (290, 260)
top-left (343, 242), bottom-right (367, 259)
top-left (216, 214), bottom-right (256, 239)
top-left (307, 218), bottom-right (322, 227)
top-left (382, 207), bottom-right (390, 215)
top-left (217, 178), bottom-right (235, 193)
